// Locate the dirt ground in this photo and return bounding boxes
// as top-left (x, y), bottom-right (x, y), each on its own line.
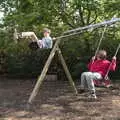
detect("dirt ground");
top-left (0, 77), bottom-right (120, 120)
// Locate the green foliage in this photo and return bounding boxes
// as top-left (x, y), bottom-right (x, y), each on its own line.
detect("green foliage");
top-left (5, 49), bottom-right (51, 77)
top-left (104, 0), bottom-right (120, 18)
top-left (0, 0), bottom-right (120, 79)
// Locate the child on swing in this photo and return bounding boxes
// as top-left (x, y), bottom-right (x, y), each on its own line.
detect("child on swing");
top-left (14, 28), bottom-right (53, 49)
top-left (79, 50), bottom-right (116, 99)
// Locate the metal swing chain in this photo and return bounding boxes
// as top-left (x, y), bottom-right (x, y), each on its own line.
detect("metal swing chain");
top-left (104, 43), bottom-right (120, 80)
top-left (91, 25), bottom-right (107, 65)
top-left (114, 43), bottom-right (120, 57)
top-left (94, 24), bottom-right (107, 58)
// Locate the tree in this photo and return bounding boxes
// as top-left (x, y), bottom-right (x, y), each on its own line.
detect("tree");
top-left (0, 0), bottom-right (120, 78)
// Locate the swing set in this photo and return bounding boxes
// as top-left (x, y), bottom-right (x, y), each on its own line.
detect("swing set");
top-left (14, 18), bottom-right (120, 105)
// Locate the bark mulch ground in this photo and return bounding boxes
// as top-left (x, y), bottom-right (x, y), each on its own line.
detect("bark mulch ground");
top-left (0, 78), bottom-right (120, 120)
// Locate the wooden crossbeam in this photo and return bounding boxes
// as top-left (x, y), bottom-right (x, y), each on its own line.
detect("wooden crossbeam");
top-left (64, 18), bottom-right (120, 34)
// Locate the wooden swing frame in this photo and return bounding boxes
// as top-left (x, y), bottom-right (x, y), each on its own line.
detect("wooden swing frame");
top-left (27, 18), bottom-right (120, 105)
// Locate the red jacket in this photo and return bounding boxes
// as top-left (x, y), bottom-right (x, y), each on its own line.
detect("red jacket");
top-left (88, 59), bottom-right (116, 77)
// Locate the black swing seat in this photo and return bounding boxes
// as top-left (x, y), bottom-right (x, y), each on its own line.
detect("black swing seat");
top-left (28, 41), bottom-right (39, 50)
top-left (28, 41), bottom-right (54, 50)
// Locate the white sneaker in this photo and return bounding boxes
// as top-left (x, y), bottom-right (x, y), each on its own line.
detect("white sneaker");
top-left (88, 94), bottom-right (97, 99)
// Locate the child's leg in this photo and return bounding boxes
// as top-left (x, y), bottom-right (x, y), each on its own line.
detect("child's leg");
top-left (80, 72), bottom-right (102, 98)
top-left (81, 72), bottom-right (88, 89)
top-left (85, 72), bottom-right (102, 93)
top-left (21, 32), bottom-right (38, 41)
top-left (21, 32), bottom-right (44, 49)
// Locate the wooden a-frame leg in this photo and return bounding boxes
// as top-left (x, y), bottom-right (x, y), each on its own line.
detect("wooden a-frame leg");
top-left (56, 46), bottom-right (78, 95)
top-left (27, 40), bottom-right (60, 104)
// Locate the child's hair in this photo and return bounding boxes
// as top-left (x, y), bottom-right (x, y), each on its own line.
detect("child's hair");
top-left (97, 50), bottom-right (107, 60)
top-left (43, 28), bottom-right (51, 34)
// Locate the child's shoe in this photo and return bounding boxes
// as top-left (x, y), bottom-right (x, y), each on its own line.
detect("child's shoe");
top-left (88, 93), bottom-right (97, 99)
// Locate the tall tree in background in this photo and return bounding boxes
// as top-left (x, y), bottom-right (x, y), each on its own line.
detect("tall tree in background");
top-left (0, 0), bottom-right (120, 55)
top-left (0, 0), bottom-right (103, 29)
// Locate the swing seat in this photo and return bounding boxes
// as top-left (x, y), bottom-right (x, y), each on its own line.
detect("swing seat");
top-left (93, 78), bottom-right (111, 88)
top-left (28, 41), bottom-right (39, 50)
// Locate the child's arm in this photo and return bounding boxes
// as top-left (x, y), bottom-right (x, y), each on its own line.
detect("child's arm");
top-left (88, 56), bottom-right (96, 70)
top-left (110, 56), bottom-right (116, 71)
